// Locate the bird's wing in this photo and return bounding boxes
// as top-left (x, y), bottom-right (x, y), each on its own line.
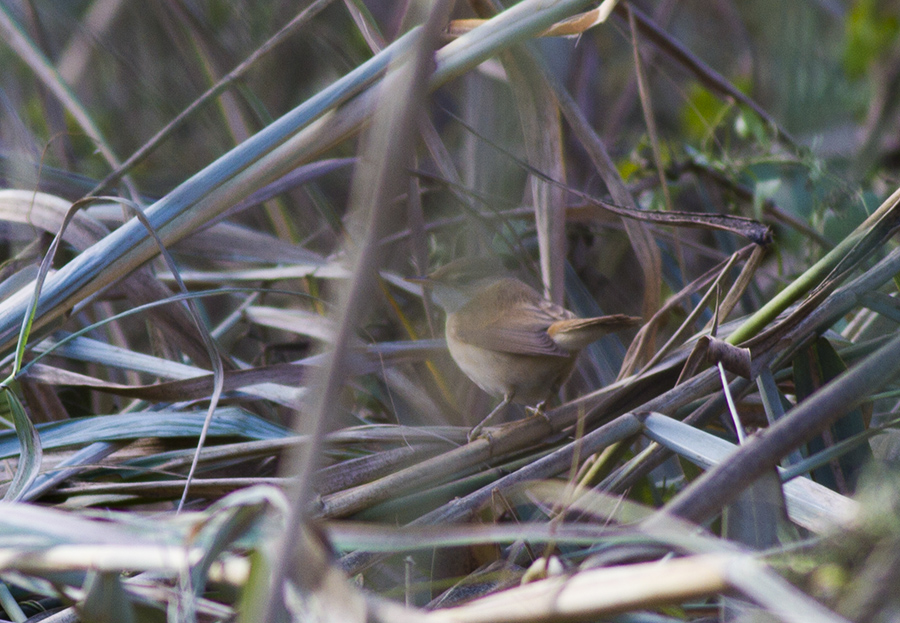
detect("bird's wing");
top-left (456, 325), bottom-right (569, 356)
top-left (451, 295), bottom-right (574, 357)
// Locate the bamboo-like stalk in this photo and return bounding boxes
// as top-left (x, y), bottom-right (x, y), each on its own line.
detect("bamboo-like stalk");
top-left (662, 321), bottom-right (900, 525)
top-left (726, 186), bottom-right (900, 346)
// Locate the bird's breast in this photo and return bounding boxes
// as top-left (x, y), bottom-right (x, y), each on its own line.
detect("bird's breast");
top-left (446, 329), bottom-right (578, 405)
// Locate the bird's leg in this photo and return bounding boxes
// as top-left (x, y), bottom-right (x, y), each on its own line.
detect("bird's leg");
top-left (468, 394), bottom-right (512, 442)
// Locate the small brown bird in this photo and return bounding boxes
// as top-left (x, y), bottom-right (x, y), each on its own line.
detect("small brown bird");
top-left (411, 258), bottom-right (640, 440)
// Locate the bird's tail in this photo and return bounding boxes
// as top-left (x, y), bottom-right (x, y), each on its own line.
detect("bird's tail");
top-left (547, 314), bottom-right (641, 350)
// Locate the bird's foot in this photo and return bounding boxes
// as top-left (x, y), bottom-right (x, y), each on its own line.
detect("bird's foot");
top-left (467, 422), bottom-right (486, 443)
top-left (467, 426), bottom-right (497, 445)
top-left (525, 401), bottom-right (551, 425)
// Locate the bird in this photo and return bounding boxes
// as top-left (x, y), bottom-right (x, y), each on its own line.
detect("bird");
top-left (410, 258), bottom-right (641, 440)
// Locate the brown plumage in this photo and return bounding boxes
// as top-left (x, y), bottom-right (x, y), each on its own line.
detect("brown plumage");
top-left (412, 259), bottom-right (640, 439)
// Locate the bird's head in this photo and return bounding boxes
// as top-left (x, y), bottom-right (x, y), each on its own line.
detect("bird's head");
top-left (407, 257), bottom-right (506, 313)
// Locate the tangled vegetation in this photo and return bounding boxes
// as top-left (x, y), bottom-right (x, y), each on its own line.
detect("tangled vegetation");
top-left (1, 1), bottom-right (900, 621)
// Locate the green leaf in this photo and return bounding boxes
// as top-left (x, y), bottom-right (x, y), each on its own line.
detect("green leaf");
top-left (680, 82), bottom-right (731, 142)
top-left (792, 336), bottom-right (872, 492)
top-left (0, 408), bottom-right (290, 460)
top-left (843, 0), bottom-right (900, 77)
top-left (2, 384), bottom-right (41, 502)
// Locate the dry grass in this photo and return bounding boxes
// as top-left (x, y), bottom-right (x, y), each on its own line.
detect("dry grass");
top-left (0, 1), bottom-right (899, 622)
